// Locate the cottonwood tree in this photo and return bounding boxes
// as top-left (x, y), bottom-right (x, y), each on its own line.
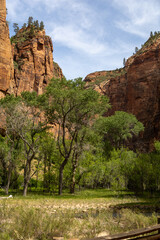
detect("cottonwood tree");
top-left (0, 94), bottom-right (46, 196)
top-left (38, 132), bottom-right (59, 192)
top-left (43, 77), bottom-right (109, 195)
top-left (0, 135), bottom-right (21, 195)
top-left (95, 111), bottom-right (144, 152)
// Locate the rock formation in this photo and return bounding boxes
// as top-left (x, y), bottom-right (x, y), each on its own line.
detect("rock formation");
top-left (0, 0), bottom-right (14, 98)
top-left (12, 28), bottom-right (63, 95)
top-left (0, 0), bottom-right (63, 97)
top-left (85, 35), bottom-right (160, 151)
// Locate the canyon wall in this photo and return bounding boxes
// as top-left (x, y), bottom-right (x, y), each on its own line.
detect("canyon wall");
top-left (0, 0), bottom-right (14, 97)
top-left (85, 37), bottom-right (160, 151)
top-left (0, 0), bottom-right (63, 97)
top-left (12, 30), bottom-right (63, 95)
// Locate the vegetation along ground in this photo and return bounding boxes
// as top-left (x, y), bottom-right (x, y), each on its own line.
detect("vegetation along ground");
top-left (0, 189), bottom-right (159, 240)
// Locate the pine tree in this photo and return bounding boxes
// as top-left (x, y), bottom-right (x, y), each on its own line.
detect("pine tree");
top-left (123, 58), bottom-right (126, 67)
top-left (22, 23), bottom-right (27, 28)
top-left (135, 47), bottom-right (138, 53)
top-left (13, 23), bottom-right (19, 35)
top-left (40, 21), bottom-right (44, 30)
top-left (28, 16), bottom-right (33, 27)
top-left (29, 24), bottom-right (34, 38)
top-left (150, 31), bottom-right (153, 38)
top-left (34, 20), bottom-right (39, 30)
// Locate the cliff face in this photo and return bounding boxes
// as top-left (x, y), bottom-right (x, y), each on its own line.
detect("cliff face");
top-left (0, 0), bottom-right (63, 97)
top-left (12, 29), bottom-right (63, 95)
top-left (0, 0), bottom-right (14, 98)
top-left (85, 36), bottom-right (160, 151)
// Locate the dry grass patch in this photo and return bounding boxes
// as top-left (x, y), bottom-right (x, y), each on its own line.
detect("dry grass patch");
top-left (0, 190), bottom-right (157, 239)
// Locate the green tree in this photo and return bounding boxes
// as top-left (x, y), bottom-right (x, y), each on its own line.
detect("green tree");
top-left (29, 24), bottom-right (35, 38)
top-left (0, 135), bottom-right (21, 195)
top-left (40, 21), bottom-right (44, 30)
top-left (150, 31), bottom-right (153, 38)
top-left (34, 20), bottom-right (39, 30)
top-left (95, 111), bottom-right (144, 151)
top-left (13, 23), bottom-right (19, 34)
top-left (0, 94), bottom-right (46, 196)
top-left (123, 58), bottom-right (126, 67)
top-left (28, 16), bottom-right (33, 27)
top-left (22, 23), bottom-right (27, 28)
top-left (43, 77), bottom-right (109, 195)
top-left (38, 132), bottom-right (59, 192)
top-left (135, 46), bottom-right (139, 53)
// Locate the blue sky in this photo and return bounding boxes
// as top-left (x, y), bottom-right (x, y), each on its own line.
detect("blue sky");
top-left (6, 0), bottom-right (160, 79)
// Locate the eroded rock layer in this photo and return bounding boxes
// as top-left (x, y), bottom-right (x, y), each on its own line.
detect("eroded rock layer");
top-left (85, 38), bottom-right (160, 151)
top-left (0, 0), bottom-right (63, 97)
top-left (0, 0), bottom-right (14, 97)
top-left (12, 30), bottom-right (63, 95)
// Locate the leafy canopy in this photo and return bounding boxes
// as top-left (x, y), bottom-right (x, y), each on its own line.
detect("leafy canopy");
top-left (44, 77), bottom-right (110, 131)
top-left (95, 111), bottom-right (144, 148)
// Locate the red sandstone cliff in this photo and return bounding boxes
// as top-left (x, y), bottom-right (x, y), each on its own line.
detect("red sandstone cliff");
top-left (0, 0), bottom-right (14, 98)
top-left (85, 35), bottom-right (160, 151)
top-left (12, 28), bottom-right (63, 96)
top-left (0, 0), bottom-right (63, 97)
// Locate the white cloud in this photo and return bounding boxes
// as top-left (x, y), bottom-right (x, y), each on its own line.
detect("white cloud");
top-left (7, 0), bottom-right (22, 18)
top-left (51, 25), bottom-right (106, 55)
top-left (112, 0), bottom-right (160, 37)
top-left (7, 0), bottom-right (160, 79)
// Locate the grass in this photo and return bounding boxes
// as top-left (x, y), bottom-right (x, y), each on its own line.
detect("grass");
top-left (0, 189), bottom-right (159, 239)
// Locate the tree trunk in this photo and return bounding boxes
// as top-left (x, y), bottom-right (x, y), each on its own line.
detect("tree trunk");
top-left (58, 158), bottom-right (68, 195)
top-left (43, 155), bottom-right (47, 191)
top-left (58, 166), bottom-right (63, 195)
top-left (23, 181), bottom-right (29, 197)
top-left (23, 160), bottom-right (31, 196)
top-left (70, 163), bottom-right (77, 194)
top-left (70, 152), bottom-right (79, 194)
top-left (5, 166), bottom-right (12, 195)
top-left (48, 158), bottom-right (51, 192)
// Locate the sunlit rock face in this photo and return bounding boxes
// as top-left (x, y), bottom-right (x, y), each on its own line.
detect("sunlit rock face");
top-left (0, 0), bottom-right (14, 97)
top-left (12, 30), bottom-right (63, 96)
top-left (0, 0), bottom-right (63, 98)
top-left (85, 38), bottom-right (160, 151)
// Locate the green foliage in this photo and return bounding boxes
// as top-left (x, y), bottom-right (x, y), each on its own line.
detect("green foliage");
top-left (38, 132), bottom-right (60, 192)
top-left (13, 60), bottom-right (18, 69)
top-left (13, 23), bottom-right (19, 34)
top-left (154, 141), bottom-right (160, 152)
top-left (44, 77), bottom-right (109, 125)
top-left (135, 46), bottom-right (139, 53)
top-left (0, 77), bottom-right (159, 196)
top-left (123, 57), bottom-right (126, 67)
top-left (33, 20), bottom-right (39, 30)
top-left (0, 190), bottom-right (158, 239)
top-left (29, 24), bottom-right (35, 38)
top-left (135, 30), bottom-right (160, 55)
top-left (27, 16), bottom-right (33, 27)
top-left (40, 21), bottom-right (44, 30)
top-left (22, 23), bottom-right (27, 28)
top-left (86, 68), bottom-right (127, 90)
top-left (11, 17), bottom-right (45, 46)
top-left (42, 77), bottom-right (110, 194)
top-left (95, 111), bottom-right (144, 149)
top-left (0, 94), bottom-right (47, 196)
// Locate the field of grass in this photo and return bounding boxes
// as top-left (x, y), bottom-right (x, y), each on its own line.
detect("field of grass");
top-left (0, 189), bottom-right (159, 240)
